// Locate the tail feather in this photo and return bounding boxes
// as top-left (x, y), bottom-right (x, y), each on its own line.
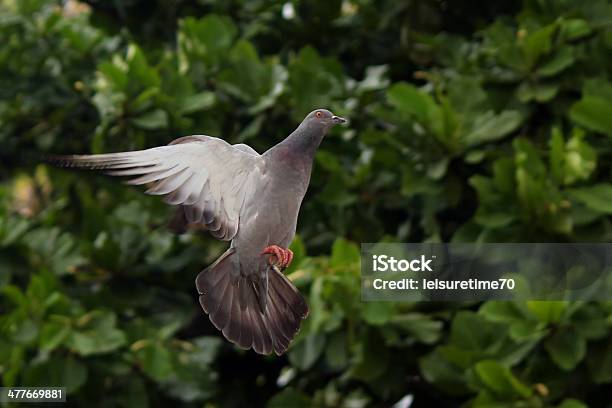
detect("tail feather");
top-left (238, 292), bottom-right (255, 347)
top-left (196, 248), bottom-right (308, 355)
top-left (266, 289), bottom-right (293, 350)
top-left (223, 289), bottom-right (243, 347)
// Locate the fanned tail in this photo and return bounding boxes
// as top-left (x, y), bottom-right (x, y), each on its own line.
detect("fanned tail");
top-left (196, 248), bottom-right (308, 355)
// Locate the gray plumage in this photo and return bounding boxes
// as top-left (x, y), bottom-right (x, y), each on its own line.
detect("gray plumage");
top-left (49, 109), bottom-right (346, 355)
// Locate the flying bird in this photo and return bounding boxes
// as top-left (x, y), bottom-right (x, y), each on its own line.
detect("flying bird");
top-left (49, 109), bottom-right (347, 355)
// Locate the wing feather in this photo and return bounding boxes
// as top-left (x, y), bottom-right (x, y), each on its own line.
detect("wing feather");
top-left (49, 136), bottom-right (262, 241)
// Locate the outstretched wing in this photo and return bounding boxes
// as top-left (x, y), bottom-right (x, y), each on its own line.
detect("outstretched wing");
top-left (50, 136), bottom-right (263, 241)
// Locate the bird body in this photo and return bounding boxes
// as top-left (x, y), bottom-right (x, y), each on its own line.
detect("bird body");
top-left (235, 129), bottom-right (320, 261)
top-left (50, 109), bottom-right (346, 355)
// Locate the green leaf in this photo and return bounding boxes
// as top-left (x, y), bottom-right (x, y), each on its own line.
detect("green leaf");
top-left (316, 149), bottom-right (345, 174)
top-left (13, 319), bottom-right (39, 344)
top-left (478, 301), bottom-right (526, 323)
top-left (448, 311), bottom-right (505, 351)
top-left (550, 127), bottom-right (596, 185)
top-left (480, 302), bottom-right (544, 341)
top-left (218, 40), bottom-right (286, 112)
top-left (473, 360), bottom-right (532, 398)
top-left (177, 91), bottom-right (215, 114)
top-left (117, 377), bottom-right (150, 408)
top-left (545, 327), bottom-right (586, 371)
top-left (288, 46), bottom-right (343, 119)
top-left (361, 302), bottom-right (396, 325)
top-left (350, 331), bottom-right (390, 381)
top-left (448, 76), bottom-right (487, 114)
top-left (583, 79), bottom-right (612, 101)
top-left (325, 332), bottom-right (348, 370)
top-left (463, 110), bottom-right (523, 147)
top-left (23, 356), bottom-right (87, 394)
top-left (387, 82), bottom-right (436, 122)
top-left (570, 96), bottom-right (612, 136)
top-left (131, 109), bottom-right (168, 130)
top-left (288, 334), bottom-right (326, 370)
top-left (126, 44), bottom-right (160, 89)
top-left (560, 19), bottom-right (592, 41)
top-left (62, 357), bottom-right (88, 393)
top-left (131, 87), bottom-right (160, 113)
top-left (522, 24), bottom-right (556, 68)
top-left (513, 139), bottom-right (572, 233)
top-left (135, 342), bottom-right (174, 381)
top-left (538, 47), bottom-right (575, 77)
top-left (39, 318), bottom-right (71, 352)
top-left (178, 15), bottom-right (237, 72)
top-left (289, 236), bottom-right (306, 266)
top-left (420, 350), bottom-right (466, 394)
top-left (526, 301), bottom-right (567, 323)
top-left (587, 336), bottom-right (612, 384)
top-left (558, 399), bottom-right (588, 408)
top-left (473, 212), bottom-right (516, 229)
top-left (66, 311), bottom-right (126, 356)
top-left (0, 217), bottom-right (30, 246)
top-left (330, 238), bottom-right (360, 268)
top-left (97, 60), bottom-right (128, 90)
top-left (159, 337), bottom-right (220, 402)
top-left (567, 184), bottom-right (612, 214)
top-left (517, 82), bottom-right (559, 102)
top-left (24, 228), bottom-right (85, 275)
top-left (572, 305), bottom-right (608, 340)
top-left (391, 313), bottom-right (442, 344)
top-left (268, 388), bottom-right (312, 408)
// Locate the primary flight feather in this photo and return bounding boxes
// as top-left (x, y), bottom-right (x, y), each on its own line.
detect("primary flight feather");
top-left (50, 109), bottom-right (347, 355)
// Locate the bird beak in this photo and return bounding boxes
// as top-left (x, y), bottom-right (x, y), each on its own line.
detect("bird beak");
top-left (331, 115), bottom-right (347, 124)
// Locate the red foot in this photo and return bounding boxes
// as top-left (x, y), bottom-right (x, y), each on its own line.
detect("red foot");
top-left (262, 245), bottom-right (294, 269)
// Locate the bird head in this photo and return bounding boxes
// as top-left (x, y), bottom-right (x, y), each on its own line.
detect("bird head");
top-left (305, 109), bottom-right (347, 128)
top-left (289, 109), bottom-right (347, 150)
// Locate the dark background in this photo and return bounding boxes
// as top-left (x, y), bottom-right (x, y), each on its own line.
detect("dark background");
top-left (2, 0), bottom-right (612, 407)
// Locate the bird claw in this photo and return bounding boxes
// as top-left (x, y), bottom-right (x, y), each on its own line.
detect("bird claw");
top-left (262, 245), bottom-right (294, 270)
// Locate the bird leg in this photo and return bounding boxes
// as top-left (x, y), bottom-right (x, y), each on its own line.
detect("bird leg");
top-left (262, 245), bottom-right (294, 270)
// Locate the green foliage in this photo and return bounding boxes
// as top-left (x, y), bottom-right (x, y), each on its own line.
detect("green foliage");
top-left (3, 0), bottom-right (612, 406)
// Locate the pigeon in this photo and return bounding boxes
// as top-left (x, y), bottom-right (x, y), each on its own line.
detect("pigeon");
top-left (49, 108), bottom-right (347, 355)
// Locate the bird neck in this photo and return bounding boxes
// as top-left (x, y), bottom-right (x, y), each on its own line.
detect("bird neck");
top-left (281, 121), bottom-right (327, 158)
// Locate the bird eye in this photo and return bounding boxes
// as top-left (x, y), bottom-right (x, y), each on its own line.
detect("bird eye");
top-left (315, 111), bottom-right (322, 118)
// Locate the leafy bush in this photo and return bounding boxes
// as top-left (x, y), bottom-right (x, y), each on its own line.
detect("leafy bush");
top-left (2, 0), bottom-right (612, 406)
